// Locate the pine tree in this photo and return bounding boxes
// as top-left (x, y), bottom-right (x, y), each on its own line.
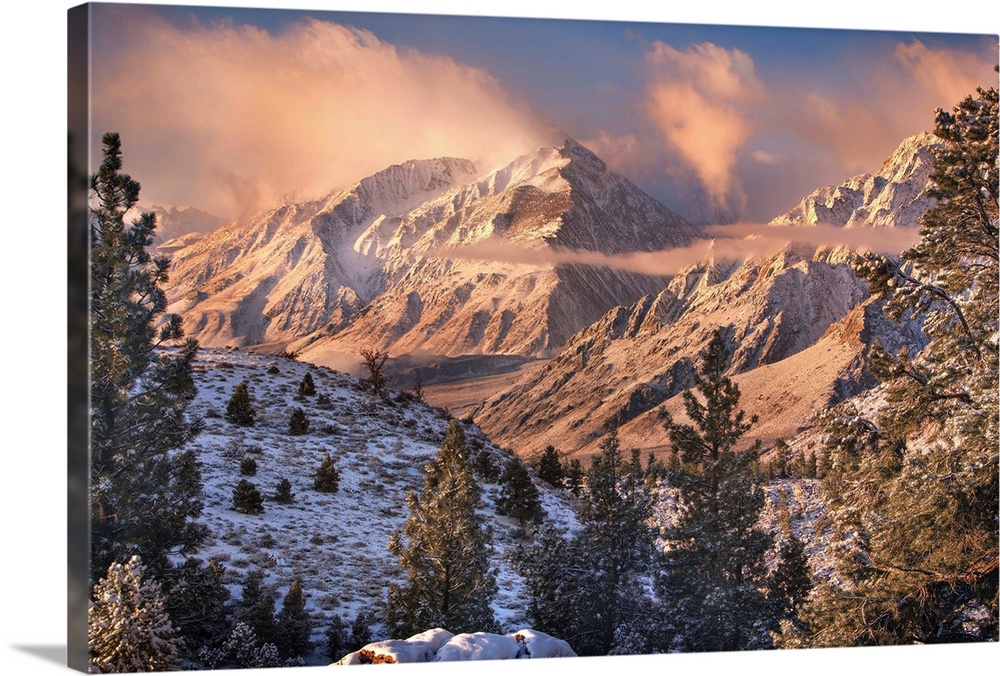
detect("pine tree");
top-left (272, 477), bottom-right (295, 504)
top-left (162, 558), bottom-right (232, 659)
top-left (496, 456), bottom-right (545, 527)
top-left (313, 452), bottom-right (340, 493)
top-left (298, 372), bottom-right (316, 398)
top-left (240, 456), bottom-right (258, 476)
top-left (237, 570), bottom-right (278, 649)
top-left (514, 426), bottom-right (658, 656)
top-left (225, 380), bottom-right (256, 426)
top-left (89, 132), bottom-right (205, 581)
top-left (232, 479), bottom-right (265, 515)
top-left (534, 445), bottom-right (564, 487)
top-left (275, 580), bottom-right (313, 659)
top-left (658, 327), bottom-right (776, 652)
top-left (88, 556), bottom-right (183, 673)
top-left (324, 614), bottom-right (349, 661)
top-left (564, 458), bottom-right (584, 496)
top-left (386, 420), bottom-right (498, 636)
top-left (576, 425), bottom-right (658, 654)
top-left (806, 80), bottom-right (998, 646)
top-left (288, 407), bottom-right (309, 435)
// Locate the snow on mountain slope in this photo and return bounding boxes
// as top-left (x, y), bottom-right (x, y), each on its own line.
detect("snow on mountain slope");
top-left (165, 140), bottom-right (702, 362)
top-left (473, 134), bottom-right (937, 462)
top-left (165, 157), bottom-right (481, 348)
top-left (175, 347), bottom-right (581, 665)
top-left (769, 132), bottom-right (940, 228)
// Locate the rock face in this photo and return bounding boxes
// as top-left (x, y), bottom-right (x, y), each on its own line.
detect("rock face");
top-left (769, 132), bottom-right (940, 228)
top-left (165, 140), bottom-right (701, 362)
top-left (473, 134), bottom-right (937, 460)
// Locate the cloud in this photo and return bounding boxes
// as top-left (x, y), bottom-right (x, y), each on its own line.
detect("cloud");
top-left (428, 221), bottom-right (921, 278)
top-left (91, 8), bottom-right (554, 221)
top-left (642, 42), bottom-right (764, 214)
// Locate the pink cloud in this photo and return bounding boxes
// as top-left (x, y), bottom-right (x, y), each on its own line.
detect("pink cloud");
top-left (642, 42), bottom-right (765, 214)
top-left (92, 11), bottom-right (554, 221)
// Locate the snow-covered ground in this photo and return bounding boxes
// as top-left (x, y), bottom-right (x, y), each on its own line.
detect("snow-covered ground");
top-left (176, 347), bottom-right (582, 665)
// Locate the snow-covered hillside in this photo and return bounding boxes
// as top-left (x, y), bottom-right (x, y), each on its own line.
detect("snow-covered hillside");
top-left (175, 347), bottom-right (581, 665)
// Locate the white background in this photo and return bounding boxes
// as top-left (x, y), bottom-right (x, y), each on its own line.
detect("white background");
top-left (1, 1), bottom-right (997, 675)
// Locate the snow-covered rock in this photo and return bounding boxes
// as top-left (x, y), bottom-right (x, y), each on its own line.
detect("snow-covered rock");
top-left (335, 628), bottom-right (576, 664)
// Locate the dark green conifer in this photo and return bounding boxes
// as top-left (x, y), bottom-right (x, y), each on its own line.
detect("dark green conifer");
top-left (298, 372), bottom-right (316, 398)
top-left (272, 478), bottom-right (294, 504)
top-left (89, 132), bottom-right (205, 580)
top-left (288, 408), bottom-right (309, 436)
top-left (496, 457), bottom-right (545, 527)
top-left (807, 81), bottom-right (999, 645)
top-left (534, 445), bottom-right (564, 487)
top-left (659, 327), bottom-right (775, 651)
top-left (232, 479), bottom-right (264, 515)
top-left (237, 570), bottom-right (277, 648)
top-left (385, 420), bottom-right (497, 636)
top-left (225, 381), bottom-right (256, 427)
top-left (275, 580), bottom-right (312, 659)
top-left (313, 453), bottom-right (340, 493)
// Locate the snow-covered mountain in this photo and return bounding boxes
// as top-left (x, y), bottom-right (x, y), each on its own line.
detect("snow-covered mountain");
top-left (769, 132), bottom-right (940, 228)
top-left (472, 134), bottom-right (937, 461)
top-left (165, 141), bottom-right (702, 362)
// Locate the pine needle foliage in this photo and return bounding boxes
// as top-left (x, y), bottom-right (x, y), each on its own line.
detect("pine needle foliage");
top-left (659, 326), bottom-right (776, 652)
top-left (806, 79), bottom-right (999, 647)
top-left (385, 420), bottom-right (497, 636)
top-left (89, 132), bottom-right (205, 581)
top-left (88, 556), bottom-right (182, 673)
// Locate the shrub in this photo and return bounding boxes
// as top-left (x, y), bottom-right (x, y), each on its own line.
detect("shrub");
top-left (232, 480), bottom-right (264, 515)
top-left (240, 457), bottom-right (258, 477)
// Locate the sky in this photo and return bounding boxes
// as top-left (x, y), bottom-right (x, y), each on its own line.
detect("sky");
top-left (2, 3), bottom-right (1000, 676)
top-left (82, 1), bottom-right (998, 225)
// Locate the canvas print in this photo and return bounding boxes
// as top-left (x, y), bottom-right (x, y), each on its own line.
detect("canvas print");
top-left (68, 1), bottom-right (999, 672)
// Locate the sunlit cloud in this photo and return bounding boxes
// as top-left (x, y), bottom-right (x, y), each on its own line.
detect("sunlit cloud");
top-left (642, 42), bottom-right (765, 216)
top-left (427, 221), bottom-right (921, 278)
top-left (92, 9), bottom-right (554, 221)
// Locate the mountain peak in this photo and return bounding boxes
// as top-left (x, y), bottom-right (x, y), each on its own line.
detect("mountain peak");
top-left (770, 132), bottom-right (941, 229)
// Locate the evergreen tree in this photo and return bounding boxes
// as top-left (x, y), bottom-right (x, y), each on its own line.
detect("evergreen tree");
top-left (232, 479), bottom-right (264, 515)
top-left (576, 425), bottom-right (658, 654)
top-left (288, 407), bottom-right (309, 435)
top-left (272, 477), bottom-right (295, 504)
top-left (240, 456), bottom-right (258, 477)
top-left (237, 570), bottom-right (278, 648)
top-left (225, 380), bottom-right (256, 426)
top-left (511, 527), bottom-right (601, 654)
top-left (496, 457), bottom-right (545, 527)
top-left (313, 452), bottom-right (340, 493)
top-left (324, 614), bottom-right (349, 661)
top-left (386, 420), bottom-right (498, 636)
top-left (89, 132), bottom-right (205, 581)
top-left (658, 327), bottom-right (776, 652)
top-left (275, 580), bottom-right (313, 659)
top-left (514, 425), bottom-right (658, 656)
top-left (298, 372), bottom-right (316, 398)
top-left (198, 621), bottom-right (282, 670)
top-left (564, 458), bottom-right (584, 496)
top-left (644, 450), bottom-right (667, 487)
top-left (162, 558), bottom-right (232, 659)
top-left (88, 556), bottom-right (182, 673)
top-left (534, 445), bottom-right (564, 487)
top-left (805, 80), bottom-right (998, 646)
